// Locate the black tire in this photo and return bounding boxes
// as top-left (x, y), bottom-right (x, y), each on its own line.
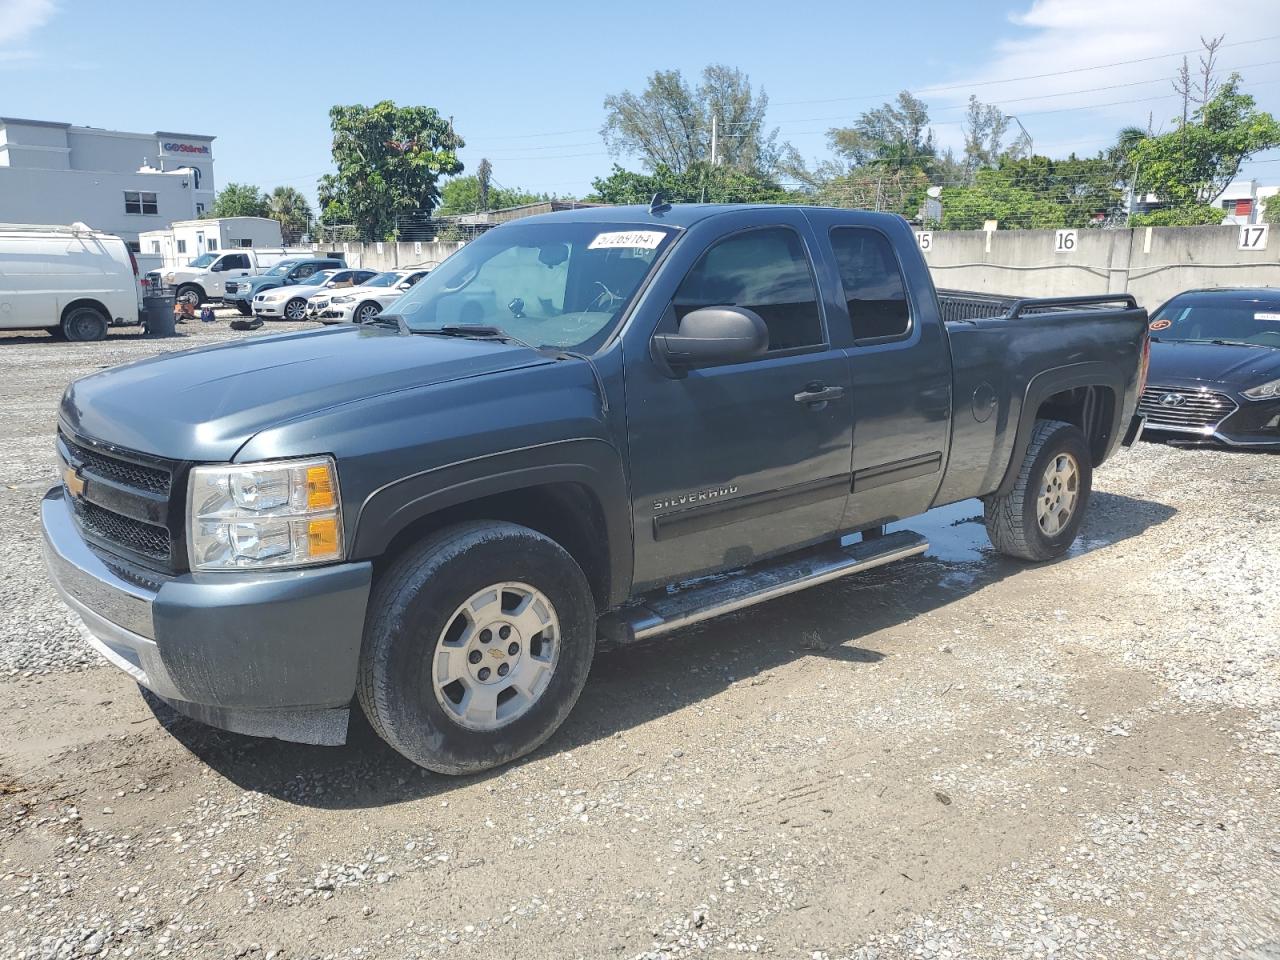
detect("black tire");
top-left (284, 297), bottom-right (307, 321)
top-left (984, 419), bottom-right (1092, 562)
top-left (235, 301), bottom-right (253, 316)
top-left (355, 301), bottom-right (381, 324)
top-left (61, 305), bottom-right (108, 342)
top-left (175, 285), bottom-right (202, 307)
top-left (357, 520), bottom-right (596, 774)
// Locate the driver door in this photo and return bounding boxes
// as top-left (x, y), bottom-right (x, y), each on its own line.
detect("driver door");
top-left (621, 212), bottom-right (855, 589)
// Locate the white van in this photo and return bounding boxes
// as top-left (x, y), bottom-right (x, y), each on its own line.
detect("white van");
top-left (0, 223), bottom-right (141, 341)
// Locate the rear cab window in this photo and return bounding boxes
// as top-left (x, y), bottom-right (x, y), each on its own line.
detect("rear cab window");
top-left (829, 227), bottom-right (912, 343)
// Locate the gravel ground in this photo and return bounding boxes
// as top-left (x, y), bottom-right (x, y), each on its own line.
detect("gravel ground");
top-left (0, 320), bottom-right (1277, 959)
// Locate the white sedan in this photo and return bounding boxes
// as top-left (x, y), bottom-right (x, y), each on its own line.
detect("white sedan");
top-left (311, 269), bottom-right (431, 324)
top-left (253, 268), bottom-right (376, 320)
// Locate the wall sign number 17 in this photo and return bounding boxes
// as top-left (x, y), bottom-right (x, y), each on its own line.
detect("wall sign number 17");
top-left (1239, 224), bottom-right (1269, 250)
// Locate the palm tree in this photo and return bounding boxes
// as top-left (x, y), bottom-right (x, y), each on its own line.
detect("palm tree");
top-left (267, 186), bottom-right (313, 245)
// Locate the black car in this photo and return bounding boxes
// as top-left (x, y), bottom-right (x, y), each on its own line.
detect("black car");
top-left (1140, 288), bottom-right (1280, 449)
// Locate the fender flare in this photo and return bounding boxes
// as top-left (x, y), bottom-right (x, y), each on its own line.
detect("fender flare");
top-left (995, 361), bottom-right (1126, 497)
top-left (351, 438), bottom-right (634, 607)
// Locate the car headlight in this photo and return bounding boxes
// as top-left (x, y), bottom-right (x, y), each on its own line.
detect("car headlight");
top-left (1243, 378), bottom-right (1280, 400)
top-left (187, 456), bottom-right (343, 571)
top-left (164, 272), bottom-right (176, 283)
top-left (332, 295), bottom-right (355, 304)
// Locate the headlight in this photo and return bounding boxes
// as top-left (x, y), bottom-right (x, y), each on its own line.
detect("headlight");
top-left (187, 456), bottom-right (343, 571)
top-left (1243, 378), bottom-right (1280, 400)
top-left (332, 295), bottom-right (355, 304)
top-left (164, 272), bottom-right (176, 282)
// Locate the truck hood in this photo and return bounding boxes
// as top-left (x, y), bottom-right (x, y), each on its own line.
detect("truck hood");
top-left (1149, 339), bottom-right (1280, 389)
top-left (61, 325), bottom-right (552, 461)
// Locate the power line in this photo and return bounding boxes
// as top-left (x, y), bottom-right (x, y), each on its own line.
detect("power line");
top-left (771, 34), bottom-right (1280, 107)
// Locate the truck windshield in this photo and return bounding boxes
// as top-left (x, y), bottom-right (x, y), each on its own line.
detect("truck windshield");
top-left (1151, 296), bottom-right (1280, 347)
top-left (389, 221), bottom-right (677, 351)
top-left (264, 261), bottom-right (299, 277)
top-left (189, 254), bottom-right (217, 268)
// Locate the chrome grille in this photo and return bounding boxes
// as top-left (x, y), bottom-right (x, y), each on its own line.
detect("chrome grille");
top-left (1138, 386), bottom-right (1238, 430)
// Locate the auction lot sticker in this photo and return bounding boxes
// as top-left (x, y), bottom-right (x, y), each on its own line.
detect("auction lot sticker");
top-left (589, 231), bottom-right (667, 250)
top-left (1257, 312), bottom-right (1280, 321)
top-left (1150, 318), bottom-right (1172, 331)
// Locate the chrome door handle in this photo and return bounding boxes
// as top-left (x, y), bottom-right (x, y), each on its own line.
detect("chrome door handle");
top-left (794, 382), bottom-right (846, 405)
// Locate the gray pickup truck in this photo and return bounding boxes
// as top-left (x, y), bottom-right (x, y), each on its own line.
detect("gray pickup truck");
top-left (42, 204), bottom-right (1149, 774)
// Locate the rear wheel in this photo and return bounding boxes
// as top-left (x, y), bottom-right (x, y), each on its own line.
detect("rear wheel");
top-left (175, 285), bottom-right (202, 307)
top-left (284, 298), bottom-right (307, 321)
top-left (61, 305), bottom-right (108, 342)
top-left (984, 419), bottom-right (1092, 561)
top-left (357, 521), bottom-right (596, 774)
top-left (355, 301), bottom-right (381, 324)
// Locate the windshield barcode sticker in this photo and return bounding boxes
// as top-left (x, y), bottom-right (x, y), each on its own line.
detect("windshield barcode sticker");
top-left (1256, 312), bottom-right (1280, 321)
top-left (588, 230), bottom-right (666, 250)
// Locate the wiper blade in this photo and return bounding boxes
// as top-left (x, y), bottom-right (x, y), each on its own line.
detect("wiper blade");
top-left (419, 324), bottom-right (540, 350)
top-left (362, 312), bottom-right (403, 329)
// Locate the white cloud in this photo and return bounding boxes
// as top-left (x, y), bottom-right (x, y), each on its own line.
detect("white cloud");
top-left (927, 0), bottom-right (1280, 152)
top-left (0, 0), bottom-right (54, 55)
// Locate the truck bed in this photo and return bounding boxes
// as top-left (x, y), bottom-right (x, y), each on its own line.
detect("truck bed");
top-left (932, 292), bottom-right (1149, 507)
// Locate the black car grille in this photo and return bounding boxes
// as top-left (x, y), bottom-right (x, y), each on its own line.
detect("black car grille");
top-left (73, 499), bottom-right (171, 561)
top-left (60, 435), bottom-right (170, 494)
top-left (1138, 386), bottom-right (1238, 429)
top-left (225, 282), bottom-right (238, 295)
top-left (58, 430), bottom-right (181, 570)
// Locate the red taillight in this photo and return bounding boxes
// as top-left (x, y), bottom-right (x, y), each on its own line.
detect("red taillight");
top-left (1138, 333), bottom-right (1151, 394)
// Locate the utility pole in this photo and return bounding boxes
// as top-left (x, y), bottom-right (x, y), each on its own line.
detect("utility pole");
top-left (710, 115), bottom-right (718, 166)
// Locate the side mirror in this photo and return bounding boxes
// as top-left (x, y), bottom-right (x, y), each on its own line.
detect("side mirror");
top-left (210, 262), bottom-right (223, 272)
top-left (653, 306), bottom-right (769, 373)
top-left (396, 282), bottom-right (411, 290)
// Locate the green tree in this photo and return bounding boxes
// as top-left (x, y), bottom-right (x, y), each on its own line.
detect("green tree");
top-left (939, 155), bottom-right (1123, 230)
top-left (266, 186), bottom-right (312, 244)
top-left (317, 100), bottom-right (464, 241)
top-left (962, 96), bottom-right (1011, 174)
top-left (1264, 196), bottom-right (1280, 225)
top-left (589, 162), bottom-right (790, 205)
top-left (208, 182), bottom-right (268, 219)
top-left (1128, 75), bottom-right (1280, 207)
top-left (602, 64), bottom-right (781, 175)
top-left (437, 174), bottom-right (549, 216)
top-left (828, 91), bottom-right (935, 169)
top-left (1129, 205), bottom-right (1224, 227)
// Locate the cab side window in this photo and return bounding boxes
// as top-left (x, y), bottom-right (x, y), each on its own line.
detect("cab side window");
top-left (673, 227), bottom-right (823, 352)
top-left (830, 228), bottom-right (911, 342)
top-left (292, 264), bottom-right (318, 280)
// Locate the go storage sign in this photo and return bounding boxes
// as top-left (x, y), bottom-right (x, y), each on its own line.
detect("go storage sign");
top-left (161, 141), bottom-right (210, 155)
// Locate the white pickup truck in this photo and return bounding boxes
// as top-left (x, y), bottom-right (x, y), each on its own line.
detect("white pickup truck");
top-left (163, 248), bottom-right (314, 305)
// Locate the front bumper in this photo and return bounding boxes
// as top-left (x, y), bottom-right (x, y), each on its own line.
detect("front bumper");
top-left (318, 304), bottom-right (357, 324)
top-left (41, 488), bottom-right (373, 745)
top-left (1139, 383), bottom-right (1280, 448)
top-left (253, 299), bottom-right (287, 318)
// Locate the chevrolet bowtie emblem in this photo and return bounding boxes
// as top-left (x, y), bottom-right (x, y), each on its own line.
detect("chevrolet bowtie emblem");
top-left (489, 648), bottom-right (505, 660)
top-left (63, 466), bottom-right (86, 499)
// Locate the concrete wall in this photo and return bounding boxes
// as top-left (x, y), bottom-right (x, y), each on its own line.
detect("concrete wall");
top-left (922, 224), bottom-right (1280, 310)
top-left (326, 240), bottom-right (466, 271)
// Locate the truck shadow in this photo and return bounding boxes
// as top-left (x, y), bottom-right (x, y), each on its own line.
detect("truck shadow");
top-left (152, 490), bottom-right (1175, 808)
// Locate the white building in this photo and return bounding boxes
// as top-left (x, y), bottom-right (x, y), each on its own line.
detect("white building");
top-left (0, 117), bottom-right (216, 249)
top-left (138, 217), bottom-right (283, 270)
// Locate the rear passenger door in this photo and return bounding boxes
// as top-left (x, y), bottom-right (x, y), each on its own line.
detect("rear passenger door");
top-left (622, 211), bottom-right (854, 588)
top-left (815, 216), bottom-right (952, 529)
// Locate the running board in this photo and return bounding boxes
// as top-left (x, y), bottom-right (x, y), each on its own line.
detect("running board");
top-left (600, 530), bottom-right (928, 645)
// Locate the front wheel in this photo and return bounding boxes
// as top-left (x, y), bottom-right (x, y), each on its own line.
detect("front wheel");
top-left (357, 521), bottom-right (596, 774)
top-left (284, 298), bottom-right (308, 321)
top-left (355, 301), bottom-right (381, 324)
top-left (984, 419), bottom-right (1092, 562)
